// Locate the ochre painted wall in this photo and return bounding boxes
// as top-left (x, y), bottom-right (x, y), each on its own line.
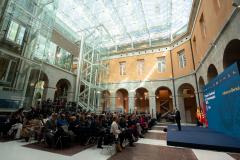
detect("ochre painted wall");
top-left (191, 0), bottom-right (233, 67)
top-left (171, 41), bottom-right (194, 78)
top-left (102, 51), bottom-right (172, 83)
top-left (102, 41), bottom-right (194, 83)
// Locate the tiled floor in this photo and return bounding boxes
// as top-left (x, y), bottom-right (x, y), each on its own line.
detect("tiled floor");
top-left (0, 140), bottom-right (111, 160)
top-left (0, 123), bottom-right (239, 160)
top-left (144, 132), bottom-right (166, 140)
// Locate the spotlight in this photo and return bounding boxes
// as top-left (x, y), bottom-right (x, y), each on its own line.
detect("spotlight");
top-left (56, 53), bottom-right (61, 58)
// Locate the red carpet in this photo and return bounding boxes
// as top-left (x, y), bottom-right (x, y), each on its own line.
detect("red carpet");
top-left (228, 153), bottom-right (240, 160)
top-left (23, 142), bottom-right (94, 156)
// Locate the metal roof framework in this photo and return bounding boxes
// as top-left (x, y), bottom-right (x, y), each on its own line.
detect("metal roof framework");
top-left (56, 0), bottom-right (193, 49)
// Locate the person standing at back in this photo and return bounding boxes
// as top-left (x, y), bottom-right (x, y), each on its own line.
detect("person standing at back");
top-left (175, 108), bottom-right (181, 131)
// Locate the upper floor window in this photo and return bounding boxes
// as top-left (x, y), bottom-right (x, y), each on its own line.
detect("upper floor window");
top-left (55, 47), bottom-right (73, 71)
top-left (199, 13), bottom-right (207, 39)
top-left (119, 61), bottom-right (126, 75)
top-left (178, 50), bottom-right (186, 68)
top-left (32, 35), bottom-right (47, 60)
top-left (47, 42), bottom-right (57, 65)
top-left (157, 57), bottom-right (166, 72)
top-left (104, 63), bottom-right (109, 78)
top-left (193, 36), bottom-right (197, 54)
top-left (137, 59), bottom-right (144, 75)
top-left (6, 20), bottom-right (26, 45)
top-left (0, 56), bottom-right (17, 86)
top-left (105, 63), bottom-right (109, 75)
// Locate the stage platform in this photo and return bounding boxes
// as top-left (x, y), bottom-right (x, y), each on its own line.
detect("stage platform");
top-left (167, 125), bottom-right (240, 152)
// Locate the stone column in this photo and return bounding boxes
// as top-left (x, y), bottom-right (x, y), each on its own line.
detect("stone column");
top-left (176, 93), bottom-right (186, 123)
top-left (195, 91), bottom-right (200, 107)
top-left (149, 94), bottom-right (156, 118)
top-left (128, 92), bottom-right (135, 114)
top-left (67, 91), bottom-right (75, 102)
top-left (46, 80), bottom-right (56, 100)
top-left (110, 96), bottom-right (115, 112)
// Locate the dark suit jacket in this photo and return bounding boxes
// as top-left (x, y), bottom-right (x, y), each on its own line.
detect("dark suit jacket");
top-left (175, 110), bottom-right (181, 121)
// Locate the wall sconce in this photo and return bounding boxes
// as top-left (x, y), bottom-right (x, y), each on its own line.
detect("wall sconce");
top-left (209, 42), bottom-right (216, 48)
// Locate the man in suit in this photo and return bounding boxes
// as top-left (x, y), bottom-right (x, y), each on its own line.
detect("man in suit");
top-left (175, 108), bottom-right (181, 131)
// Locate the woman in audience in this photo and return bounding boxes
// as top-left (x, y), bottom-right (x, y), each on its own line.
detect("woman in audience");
top-left (110, 116), bottom-right (123, 151)
top-left (21, 115), bottom-right (42, 142)
top-left (8, 108), bottom-right (24, 139)
top-left (110, 116), bottom-right (121, 139)
top-left (119, 115), bottom-right (135, 148)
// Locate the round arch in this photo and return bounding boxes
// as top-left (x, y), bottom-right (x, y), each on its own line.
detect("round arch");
top-left (101, 90), bottom-right (111, 112)
top-left (207, 64), bottom-right (218, 82)
top-left (155, 86), bottom-right (173, 119)
top-left (223, 39), bottom-right (240, 69)
top-left (135, 87), bottom-right (149, 114)
top-left (115, 88), bottom-right (129, 113)
top-left (177, 83), bottom-right (197, 123)
top-left (26, 69), bottom-right (49, 108)
top-left (54, 79), bottom-right (71, 101)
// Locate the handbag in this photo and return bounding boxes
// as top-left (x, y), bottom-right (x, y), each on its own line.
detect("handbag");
top-left (115, 143), bottom-right (122, 152)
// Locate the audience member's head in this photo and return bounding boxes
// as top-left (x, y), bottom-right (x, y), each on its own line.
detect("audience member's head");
top-left (51, 113), bottom-right (58, 120)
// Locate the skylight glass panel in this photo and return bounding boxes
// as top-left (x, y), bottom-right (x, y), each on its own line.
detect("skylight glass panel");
top-left (55, 0), bottom-right (193, 48)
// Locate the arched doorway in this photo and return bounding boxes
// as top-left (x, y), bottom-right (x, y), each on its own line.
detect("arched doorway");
top-left (26, 69), bottom-right (49, 108)
top-left (101, 90), bottom-right (110, 112)
top-left (155, 87), bottom-right (173, 119)
top-left (178, 83), bottom-right (197, 123)
top-left (207, 64), bottom-right (218, 82)
top-left (115, 89), bottom-right (128, 113)
top-left (54, 79), bottom-right (71, 101)
top-left (135, 88), bottom-right (149, 113)
top-left (198, 76), bottom-right (205, 105)
top-left (223, 39), bottom-right (240, 69)
top-left (33, 81), bottom-right (44, 108)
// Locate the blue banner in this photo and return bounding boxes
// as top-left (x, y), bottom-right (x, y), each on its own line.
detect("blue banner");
top-left (204, 62), bottom-right (240, 139)
top-left (0, 99), bottom-right (21, 110)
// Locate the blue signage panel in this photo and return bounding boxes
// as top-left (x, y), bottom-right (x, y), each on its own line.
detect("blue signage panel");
top-left (0, 99), bottom-right (20, 110)
top-left (204, 62), bottom-right (240, 139)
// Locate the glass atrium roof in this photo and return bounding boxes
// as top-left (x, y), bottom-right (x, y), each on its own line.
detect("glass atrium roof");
top-left (56, 0), bottom-right (193, 48)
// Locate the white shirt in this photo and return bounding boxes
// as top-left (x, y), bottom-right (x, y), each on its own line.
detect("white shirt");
top-left (110, 121), bottom-right (121, 138)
